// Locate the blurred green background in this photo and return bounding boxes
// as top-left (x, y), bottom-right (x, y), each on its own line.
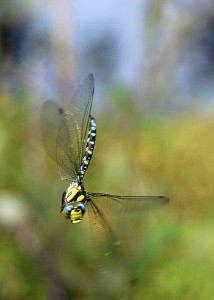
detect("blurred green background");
top-left (0, 1), bottom-right (214, 299)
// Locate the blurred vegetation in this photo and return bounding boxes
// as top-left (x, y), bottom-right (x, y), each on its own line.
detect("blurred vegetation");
top-left (0, 89), bottom-right (214, 299)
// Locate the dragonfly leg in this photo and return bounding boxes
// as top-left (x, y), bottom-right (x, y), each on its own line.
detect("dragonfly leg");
top-left (61, 191), bottom-right (66, 212)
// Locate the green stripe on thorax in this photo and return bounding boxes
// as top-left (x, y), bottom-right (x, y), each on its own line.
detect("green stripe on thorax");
top-left (65, 184), bottom-right (87, 204)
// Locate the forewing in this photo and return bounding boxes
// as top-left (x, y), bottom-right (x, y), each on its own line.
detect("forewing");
top-left (87, 198), bottom-right (134, 296)
top-left (56, 74), bottom-right (94, 181)
top-left (40, 100), bottom-right (64, 161)
top-left (41, 74), bottom-right (94, 181)
top-left (88, 193), bottom-right (169, 214)
top-left (71, 73), bottom-right (94, 162)
top-left (86, 193), bottom-right (169, 293)
top-left (56, 112), bottom-right (82, 180)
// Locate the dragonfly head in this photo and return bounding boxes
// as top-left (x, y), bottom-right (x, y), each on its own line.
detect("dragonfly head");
top-left (62, 202), bottom-right (86, 224)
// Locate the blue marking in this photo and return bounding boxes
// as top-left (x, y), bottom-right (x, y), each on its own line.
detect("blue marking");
top-left (63, 205), bottom-right (72, 216)
top-left (78, 203), bottom-right (86, 214)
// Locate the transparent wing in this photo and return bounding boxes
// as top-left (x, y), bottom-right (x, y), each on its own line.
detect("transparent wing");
top-left (86, 193), bottom-right (169, 295)
top-left (87, 199), bottom-right (134, 297)
top-left (56, 74), bottom-right (94, 181)
top-left (40, 100), bottom-right (64, 161)
top-left (41, 74), bottom-right (94, 181)
top-left (56, 112), bottom-right (82, 180)
top-left (88, 193), bottom-right (169, 214)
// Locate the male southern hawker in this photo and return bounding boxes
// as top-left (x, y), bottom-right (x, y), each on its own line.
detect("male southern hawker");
top-left (41, 74), bottom-right (169, 287)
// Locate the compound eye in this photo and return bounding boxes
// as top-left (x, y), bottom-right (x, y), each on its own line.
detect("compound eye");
top-left (77, 203), bottom-right (86, 215)
top-left (63, 205), bottom-right (72, 217)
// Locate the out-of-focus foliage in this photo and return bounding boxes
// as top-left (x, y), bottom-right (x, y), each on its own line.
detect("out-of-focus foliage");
top-left (0, 92), bottom-right (214, 299)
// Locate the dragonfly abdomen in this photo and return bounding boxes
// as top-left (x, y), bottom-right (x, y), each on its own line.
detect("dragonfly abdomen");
top-left (77, 116), bottom-right (96, 181)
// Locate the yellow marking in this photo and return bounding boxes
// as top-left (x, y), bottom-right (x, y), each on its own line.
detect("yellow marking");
top-left (70, 210), bottom-right (83, 224)
top-left (88, 150), bottom-right (92, 155)
top-left (77, 194), bottom-right (85, 202)
top-left (66, 186), bottom-right (79, 202)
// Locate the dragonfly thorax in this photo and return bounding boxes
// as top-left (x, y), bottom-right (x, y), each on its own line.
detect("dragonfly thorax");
top-left (61, 181), bottom-right (88, 223)
top-left (65, 182), bottom-right (85, 202)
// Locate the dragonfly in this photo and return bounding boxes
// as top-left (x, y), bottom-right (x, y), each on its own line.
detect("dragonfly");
top-left (41, 74), bottom-right (169, 293)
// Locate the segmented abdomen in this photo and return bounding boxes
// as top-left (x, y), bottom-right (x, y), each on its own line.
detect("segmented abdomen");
top-left (77, 116), bottom-right (96, 182)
